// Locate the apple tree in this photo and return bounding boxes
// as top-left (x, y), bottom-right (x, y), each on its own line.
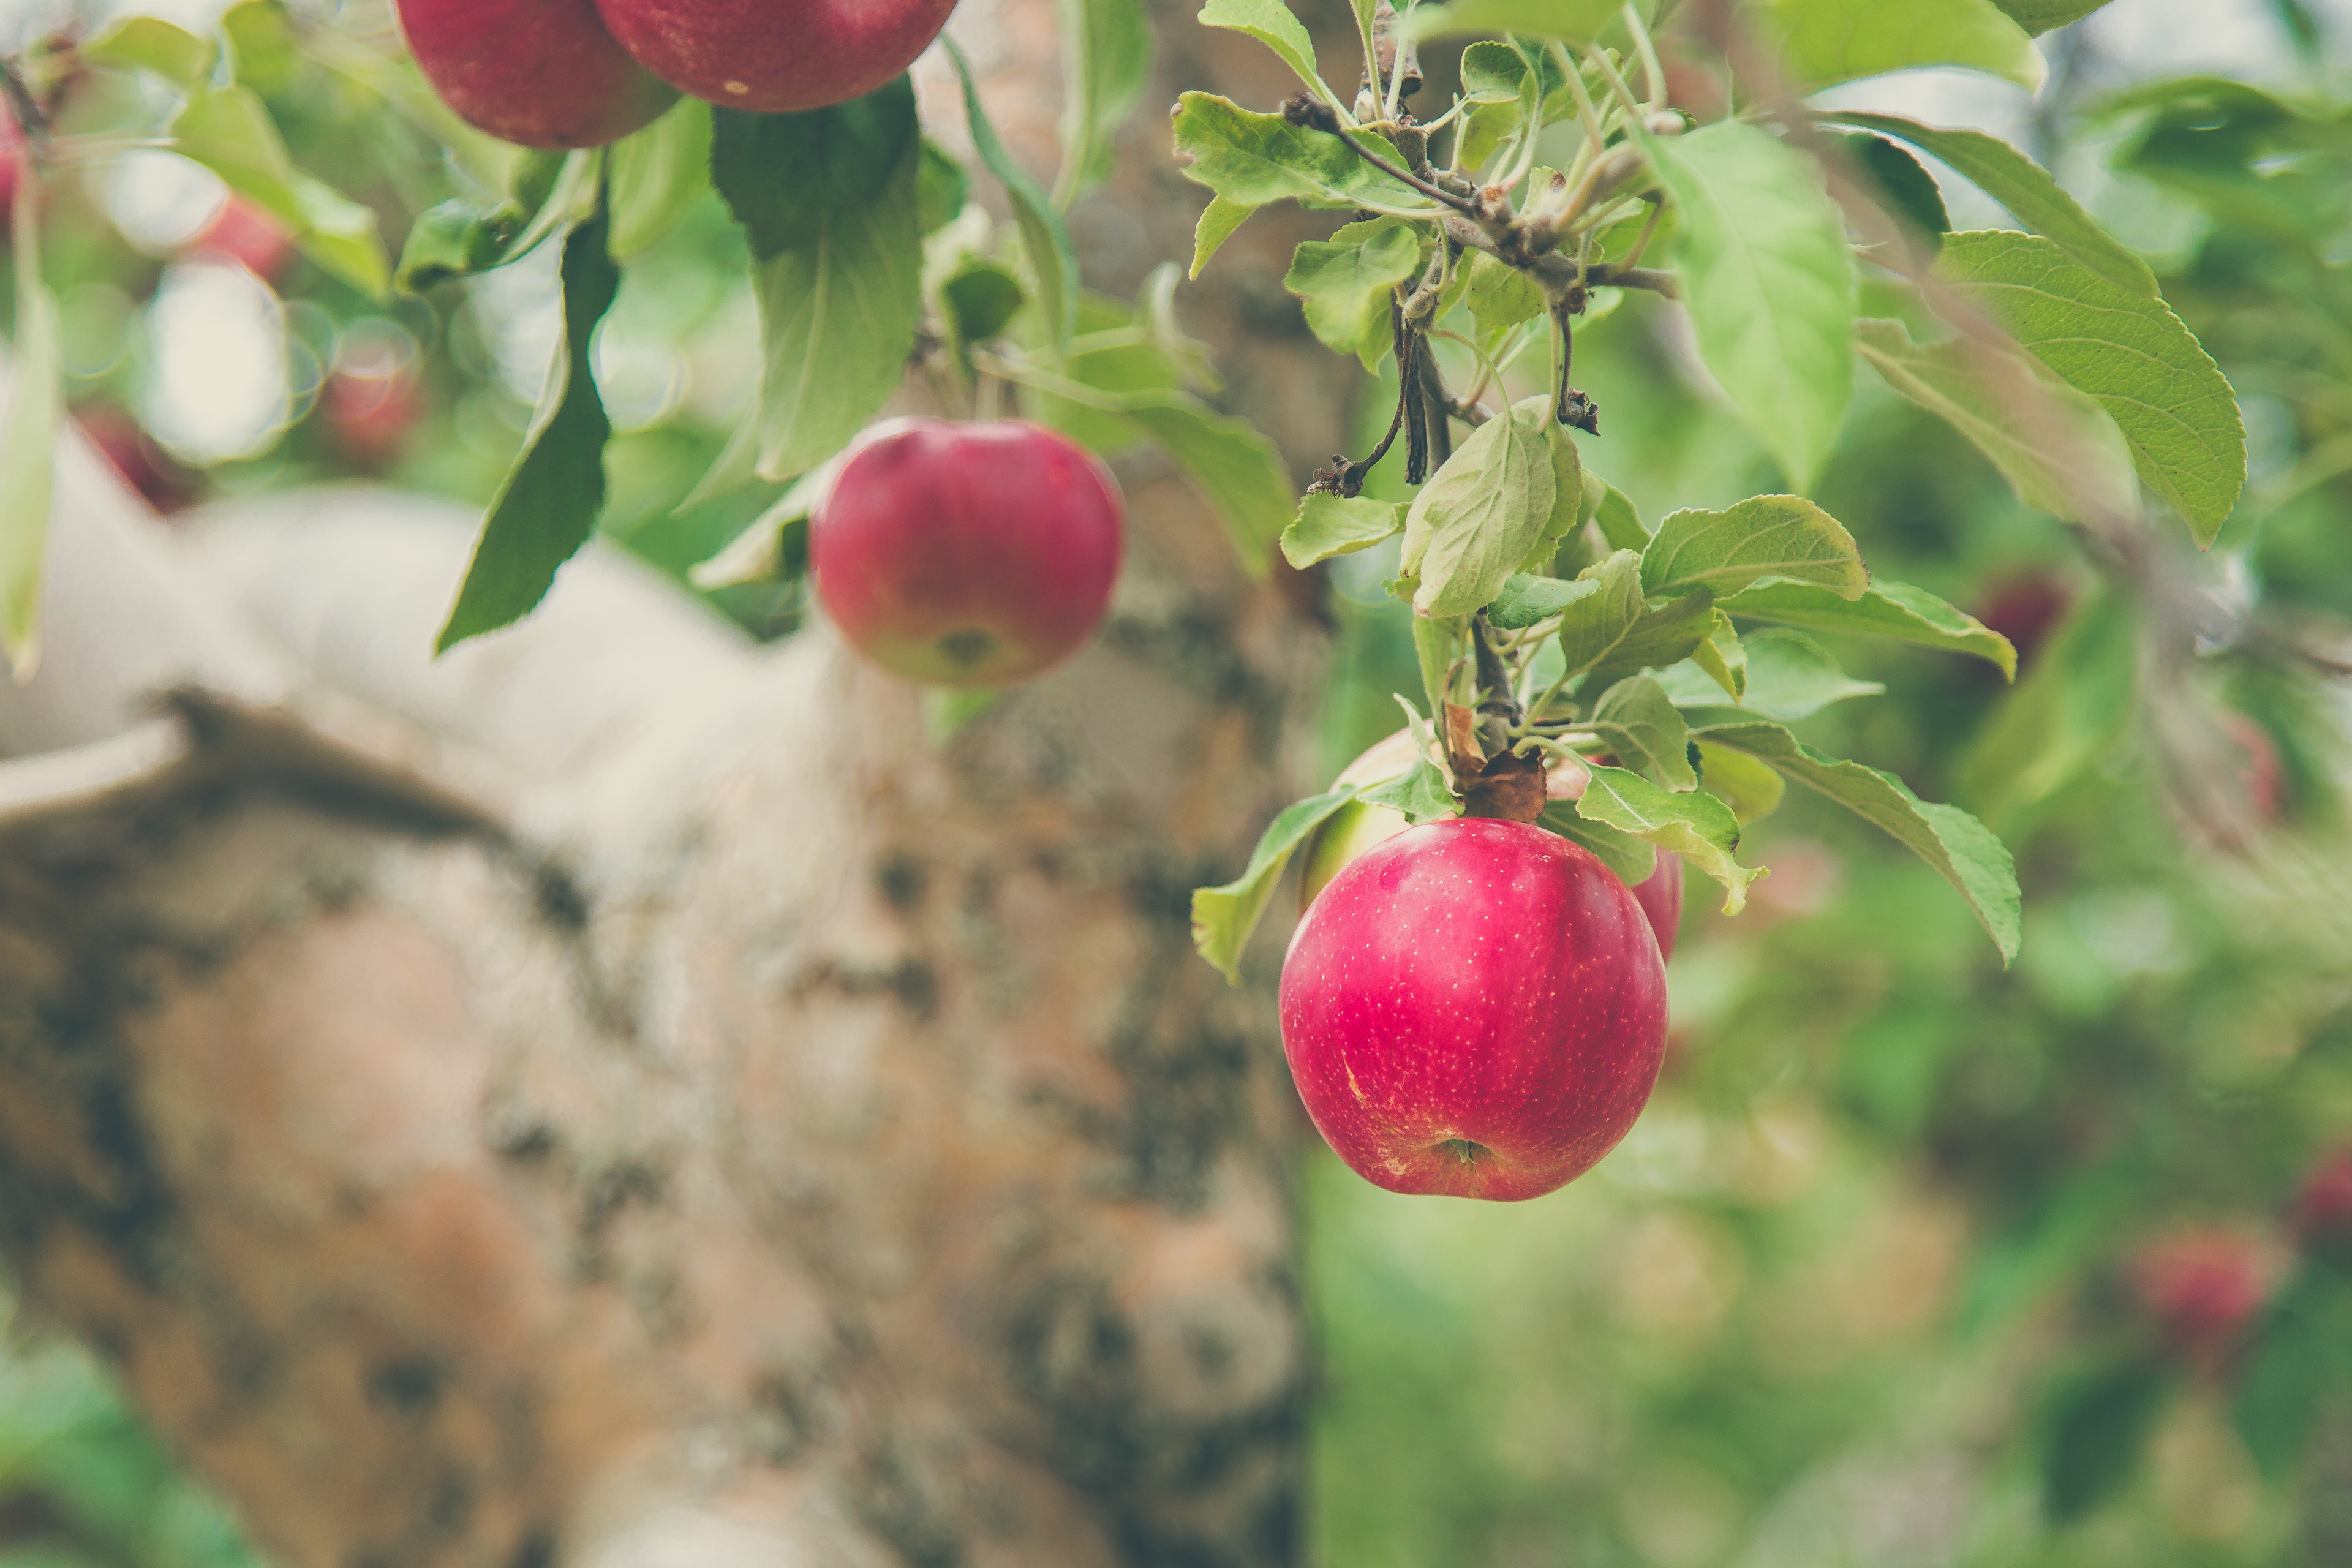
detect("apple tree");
top-left (0, 0), bottom-right (2345, 1564)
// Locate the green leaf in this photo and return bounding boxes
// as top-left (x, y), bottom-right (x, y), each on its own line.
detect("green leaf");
top-left (83, 15), bottom-right (218, 87)
top-left (394, 153), bottom-right (593, 294)
top-left (2233, 1270), bottom-right (2350, 1479)
top-left (1198, 0), bottom-right (1326, 96)
top-left (2042, 1358), bottom-right (2174, 1521)
top-left (1591, 676), bottom-right (1698, 789)
top-left (1461, 249), bottom-right (1547, 344)
top-left (1937, 230), bottom-right (2246, 543)
top-left (1286, 218), bottom-right (1423, 370)
top-left (1822, 132), bottom-right (1948, 251)
top-left (1193, 785), bottom-right (1362, 983)
top-left (1402, 396), bottom-right (1562, 617)
top-left (608, 99), bottom-right (713, 260)
top-left (1588, 590), bottom-right (1719, 678)
top-left (1403, 0), bottom-right (1627, 44)
top-left (1691, 611), bottom-right (1746, 699)
top-left (1854, 317), bottom-right (2139, 527)
top-left (1552, 549), bottom-right (1646, 677)
top-left (1758, 0), bottom-right (2046, 92)
top-left (1642, 494), bottom-right (1866, 600)
top-left (1358, 760), bottom-right (1461, 823)
top-left (1055, 0), bottom-right (1154, 205)
top-left (1656, 121), bottom-right (1855, 491)
top-left (221, 0), bottom-right (298, 94)
top-left (1720, 575), bottom-right (2018, 677)
top-left (1536, 802), bottom-right (1657, 884)
top-left (918, 140), bottom-right (968, 234)
top-left (1695, 719), bottom-right (2022, 961)
top-left (0, 178), bottom-right (61, 676)
top-left (1411, 615), bottom-right (1465, 721)
top-left (941, 258), bottom-right (1028, 348)
top-left (1283, 492), bottom-right (1406, 567)
top-left (1822, 112), bottom-right (2156, 295)
top-left (436, 206), bottom-right (620, 652)
top-left (1191, 194), bottom-right (1256, 277)
top-left (1656, 628), bottom-right (1884, 721)
top-left (172, 86), bottom-right (389, 296)
top-left (712, 81), bottom-right (924, 481)
top-left (1694, 739), bottom-right (1784, 824)
top-left (1991, 0), bottom-right (2112, 34)
top-left (1488, 571), bottom-right (1599, 630)
top-left (1172, 92), bottom-right (1427, 212)
top-left (946, 41), bottom-right (1078, 347)
top-left (1591, 480), bottom-right (1647, 551)
top-left (1574, 766), bottom-right (1760, 913)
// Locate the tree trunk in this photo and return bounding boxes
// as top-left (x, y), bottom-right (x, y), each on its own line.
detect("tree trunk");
top-left (0, 3), bottom-right (1359, 1562)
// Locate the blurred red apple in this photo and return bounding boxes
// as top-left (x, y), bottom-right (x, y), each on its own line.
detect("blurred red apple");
top-left (0, 104), bottom-right (23, 218)
top-left (322, 366), bottom-right (423, 470)
top-left (591, 0), bottom-right (959, 113)
top-left (396, 0), bottom-right (677, 148)
top-left (1280, 818), bottom-right (1670, 1202)
top-left (1631, 850), bottom-right (1683, 962)
top-left (1973, 573), bottom-right (2070, 671)
top-left (190, 195), bottom-right (293, 282)
top-left (2293, 1147), bottom-right (2352, 1250)
top-left (75, 408), bottom-right (196, 512)
top-left (2215, 709), bottom-right (2284, 823)
top-left (2128, 1227), bottom-right (2275, 1357)
top-left (810, 417), bottom-right (1123, 688)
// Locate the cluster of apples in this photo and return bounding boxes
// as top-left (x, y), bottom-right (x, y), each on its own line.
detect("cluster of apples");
top-left (396, 0), bottom-right (959, 146)
top-left (1284, 736), bottom-right (1681, 1203)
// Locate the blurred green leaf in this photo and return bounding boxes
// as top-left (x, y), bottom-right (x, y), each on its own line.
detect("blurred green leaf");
top-left (1359, 760), bottom-right (1460, 823)
top-left (1759, 0), bottom-right (2046, 93)
top-left (1855, 317), bottom-right (2140, 528)
top-left (1656, 122), bottom-right (1855, 490)
top-left (1191, 195), bottom-right (1255, 277)
top-left (947, 40), bottom-right (1078, 347)
top-left (1822, 132), bottom-right (1949, 251)
top-left (1657, 627), bottom-right (1884, 721)
top-left (918, 141), bottom-right (968, 234)
top-left (1056, 0), bottom-right (1153, 205)
top-left (2041, 1356), bottom-right (2174, 1520)
top-left (608, 99), bottom-right (714, 260)
top-left (435, 206), bottom-right (619, 650)
top-left (712, 80), bottom-right (922, 481)
top-left (1823, 113), bottom-right (2157, 294)
top-left (0, 177), bottom-right (61, 678)
top-left (1961, 585), bottom-right (2139, 827)
top-left (1403, 0), bottom-right (1634, 45)
top-left (1937, 230), bottom-right (2247, 545)
top-left (1551, 549), bottom-right (1646, 676)
top-left (1590, 479), bottom-right (1647, 551)
top-left (83, 15), bottom-right (217, 87)
top-left (172, 85), bottom-right (389, 296)
top-left (1487, 571), bottom-right (1599, 630)
top-left (1694, 738), bottom-right (1784, 823)
top-left (1992, 0), bottom-right (2112, 32)
top-left (941, 258), bottom-right (1028, 348)
top-left (221, 0), bottom-right (297, 94)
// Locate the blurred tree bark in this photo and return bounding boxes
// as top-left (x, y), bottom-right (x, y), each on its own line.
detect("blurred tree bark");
top-left (0, 1), bottom-right (1359, 1562)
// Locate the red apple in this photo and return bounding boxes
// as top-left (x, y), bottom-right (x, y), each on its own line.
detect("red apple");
top-left (322, 366), bottom-right (424, 470)
top-left (590, 0), bottom-right (959, 113)
top-left (1280, 818), bottom-right (1670, 1202)
top-left (810, 418), bottom-right (1123, 687)
top-left (2293, 1147), bottom-right (2352, 1250)
top-left (1973, 573), bottom-right (2070, 672)
top-left (190, 195), bottom-right (293, 282)
top-left (75, 408), bottom-right (195, 512)
top-left (396, 0), bottom-right (677, 149)
top-left (0, 104), bottom-right (23, 219)
top-left (1632, 850), bottom-right (1683, 962)
top-left (2128, 1227), bottom-right (2274, 1356)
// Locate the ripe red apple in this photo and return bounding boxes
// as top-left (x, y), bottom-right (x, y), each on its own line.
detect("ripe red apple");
top-left (1280, 818), bottom-right (1669, 1202)
top-left (810, 417), bottom-right (1123, 688)
top-left (590, 0), bottom-right (959, 113)
top-left (396, 0), bottom-right (677, 148)
top-left (190, 195), bottom-right (293, 282)
top-left (2128, 1227), bottom-right (2274, 1357)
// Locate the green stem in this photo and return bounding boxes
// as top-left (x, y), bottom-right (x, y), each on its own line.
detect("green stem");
top-left (1623, 2), bottom-right (1667, 110)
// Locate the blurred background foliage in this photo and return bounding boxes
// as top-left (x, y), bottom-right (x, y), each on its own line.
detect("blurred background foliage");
top-left (0, 0), bottom-right (2348, 1564)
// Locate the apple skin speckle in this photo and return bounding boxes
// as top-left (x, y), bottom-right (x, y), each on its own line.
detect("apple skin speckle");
top-left (1278, 818), bottom-right (1668, 1202)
